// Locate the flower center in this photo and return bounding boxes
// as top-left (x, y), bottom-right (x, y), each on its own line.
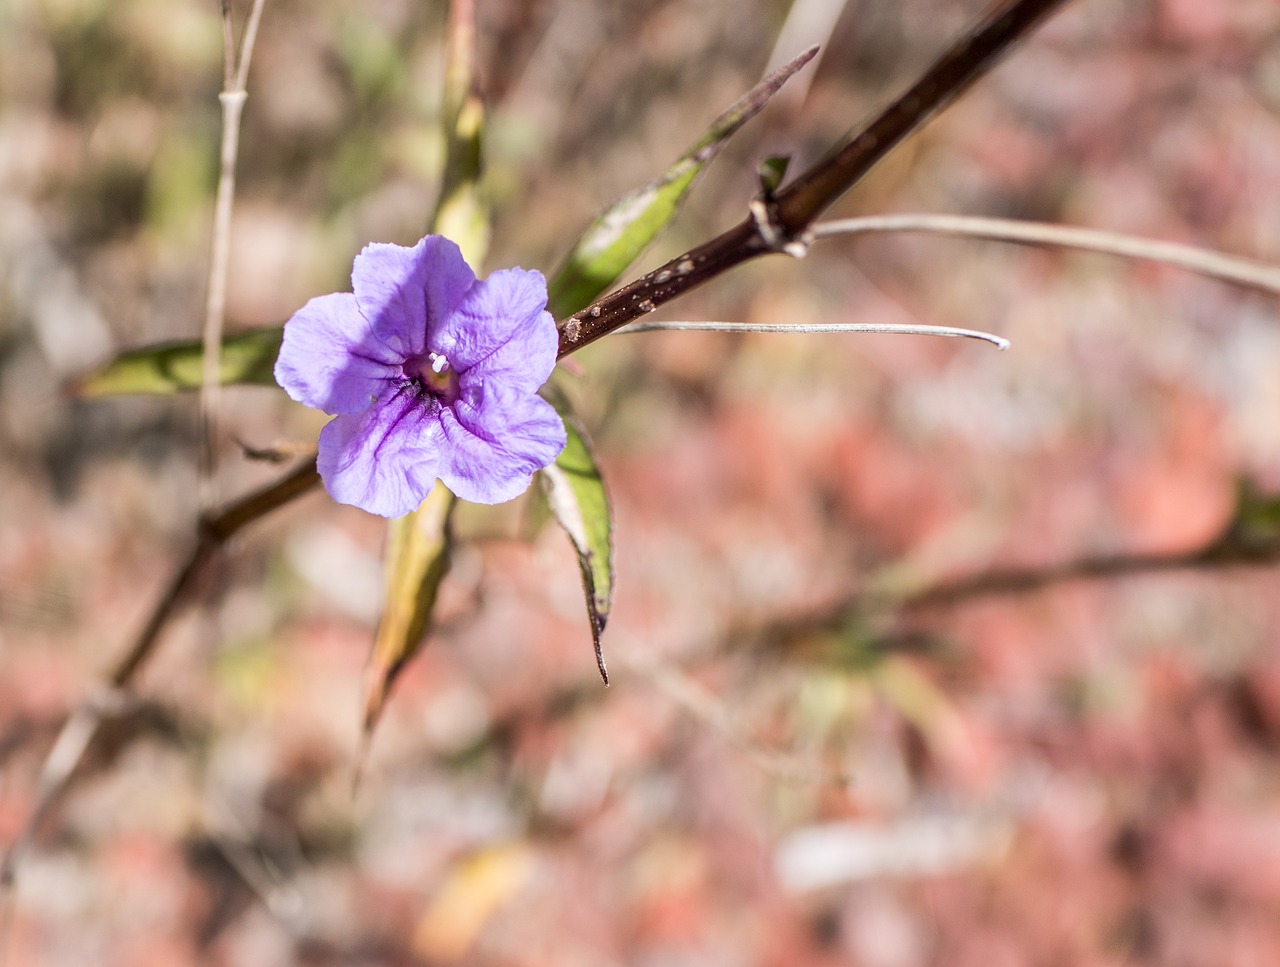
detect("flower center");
top-left (406, 350), bottom-right (459, 404)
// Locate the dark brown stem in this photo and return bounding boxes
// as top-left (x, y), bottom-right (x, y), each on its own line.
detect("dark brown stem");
top-left (732, 536), bottom-right (1280, 667)
top-left (557, 220), bottom-right (763, 357)
top-left (772, 0), bottom-right (1071, 232)
top-left (903, 523), bottom-right (1280, 609)
top-left (112, 456), bottom-right (320, 685)
top-left (557, 0), bottom-right (1073, 358)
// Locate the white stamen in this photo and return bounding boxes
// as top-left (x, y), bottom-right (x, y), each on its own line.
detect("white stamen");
top-left (429, 352), bottom-right (450, 374)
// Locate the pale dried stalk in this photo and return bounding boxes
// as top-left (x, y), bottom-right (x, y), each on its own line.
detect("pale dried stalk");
top-left (810, 214), bottom-right (1280, 295)
top-left (619, 319), bottom-right (1010, 349)
top-left (200, 0), bottom-right (269, 509)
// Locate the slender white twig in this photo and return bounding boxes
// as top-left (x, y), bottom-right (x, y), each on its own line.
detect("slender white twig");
top-left (619, 319), bottom-right (1010, 350)
top-left (810, 214), bottom-right (1280, 295)
top-left (200, 0), bottom-right (269, 509)
top-left (233, 0), bottom-right (268, 92)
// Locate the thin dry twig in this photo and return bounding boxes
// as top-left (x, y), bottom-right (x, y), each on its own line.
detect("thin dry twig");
top-left (0, 458), bottom-right (319, 898)
top-left (898, 549), bottom-right (1209, 609)
top-left (810, 214), bottom-right (1280, 296)
top-left (732, 512), bottom-right (1280, 665)
top-left (617, 319), bottom-right (1010, 349)
top-left (898, 524), bottom-right (1280, 611)
top-left (201, 0), bottom-right (269, 510)
top-left (201, 797), bottom-right (310, 934)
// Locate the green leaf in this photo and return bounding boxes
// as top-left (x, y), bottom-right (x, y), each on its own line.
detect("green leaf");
top-left (363, 482), bottom-right (457, 737)
top-left (541, 390), bottom-right (615, 683)
top-left (73, 327), bottom-right (282, 397)
top-left (546, 46), bottom-right (818, 318)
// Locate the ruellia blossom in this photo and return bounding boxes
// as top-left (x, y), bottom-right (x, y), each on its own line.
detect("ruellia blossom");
top-left (275, 235), bottom-right (566, 517)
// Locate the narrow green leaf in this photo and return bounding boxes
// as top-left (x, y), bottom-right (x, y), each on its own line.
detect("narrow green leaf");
top-left (363, 482), bottom-right (457, 735)
top-left (73, 327), bottom-right (283, 397)
top-left (546, 46), bottom-right (819, 319)
top-left (541, 390), bottom-right (615, 683)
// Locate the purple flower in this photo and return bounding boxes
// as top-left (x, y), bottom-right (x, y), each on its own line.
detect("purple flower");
top-left (275, 235), bottom-right (566, 517)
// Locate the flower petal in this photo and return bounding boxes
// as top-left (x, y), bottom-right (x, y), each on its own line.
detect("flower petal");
top-left (275, 293), bottom-right (400, 415)
top-left (437, 268), bottom-right (558, 391)
top-left (439, 387), bottom-right (566, 504)
top-left (317, 387), bottom-right (447, 517)
top-left (352, 236), bottom-right (476, 360)
top-left (282, 236), bottom-right (566, 516)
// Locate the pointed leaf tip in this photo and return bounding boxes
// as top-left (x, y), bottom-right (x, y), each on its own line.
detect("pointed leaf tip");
top-left (540, 391), bottom-right (615, 684)
top-left (547, 47), bottom-right (817, 318)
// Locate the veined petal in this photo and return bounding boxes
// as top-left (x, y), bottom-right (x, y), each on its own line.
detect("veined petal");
top-left (439, 389), bottom-right (566, 504)
top-left (282, 235), bottom-right (565, 516)
top-left (275, 293), bottom-right (400, 415)
top-left (437, 268), bottom-right (558, 390)
top-left (317, 388), bottom-right (447, 517)
top-left (353, 236), bottom-right (476, 360)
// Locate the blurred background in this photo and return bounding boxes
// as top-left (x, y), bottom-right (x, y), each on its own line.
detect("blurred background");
top-left (4, 0), bottom-right (1280, 963)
